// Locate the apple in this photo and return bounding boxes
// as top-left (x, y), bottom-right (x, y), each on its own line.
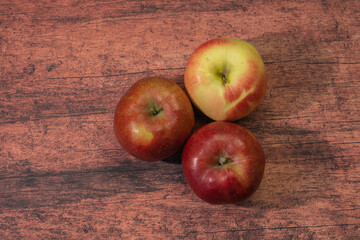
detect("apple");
top-left (184, 38), bottom-right (267, 121)
top-left (182, 122), bottom-right (265, 204)
top-left (114, 77), bottom-right (195, 162)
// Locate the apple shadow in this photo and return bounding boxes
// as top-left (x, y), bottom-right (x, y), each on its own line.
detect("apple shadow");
top-left (229, 32), bottom-right (342, 209)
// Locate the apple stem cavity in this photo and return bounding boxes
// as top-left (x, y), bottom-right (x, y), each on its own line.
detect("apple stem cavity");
top-left (218, 156), bottom-right (232, 166)
top-left (151, 106), bottom-right (163, 116)
top-left (149, 101), bottom-right (163, 116)
top-left (217, 68), bottom-right (229, 85)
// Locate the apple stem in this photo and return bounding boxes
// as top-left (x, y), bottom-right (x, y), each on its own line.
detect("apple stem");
top-left (219, 156), bottom-right (232, 165)
top-left (222, 75), bottom-right (227, 85)
top-left (149, 101), bottom-right (163, 116)
top-left (151, 106), bottom-right (163, 116)
top-left (217, 71), bottom-right (229, 85)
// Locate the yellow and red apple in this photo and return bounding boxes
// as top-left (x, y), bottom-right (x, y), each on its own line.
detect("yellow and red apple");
top-left (184, 38), bottom-right (267, 121)
top-left (114, 77), bottom-right (195, 162)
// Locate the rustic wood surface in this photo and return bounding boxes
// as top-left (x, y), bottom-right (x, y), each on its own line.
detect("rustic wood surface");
top-left (1, 0), bottom-right (359, 239)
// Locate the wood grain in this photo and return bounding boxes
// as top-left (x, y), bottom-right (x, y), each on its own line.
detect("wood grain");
top-left (1, 0), bottom-right (359, 239)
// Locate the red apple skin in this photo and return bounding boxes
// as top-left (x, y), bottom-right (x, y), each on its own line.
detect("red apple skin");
top-left (185, 38), bottom-right (267, 121)
top-left (182, 122), bottom-right (265, 204)
top-left (114, 77), bottom-right (195, 162)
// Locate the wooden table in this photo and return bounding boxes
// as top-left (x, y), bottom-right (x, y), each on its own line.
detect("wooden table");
top-left (1, 1), bottom-right (359, 239)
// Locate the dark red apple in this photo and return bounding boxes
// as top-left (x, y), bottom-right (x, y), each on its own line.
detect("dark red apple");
top-left (182, 122), bottom-right (265, 204)
top-left (114, 77), bottom-right (195, 162)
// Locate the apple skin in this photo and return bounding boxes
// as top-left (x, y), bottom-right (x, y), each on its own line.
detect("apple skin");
top-left (114, 77), bottom-right (195, 162)
top-left (184, 38), bottom-right (267, 121)
top-left (182, 122), bottom-right (265, 204)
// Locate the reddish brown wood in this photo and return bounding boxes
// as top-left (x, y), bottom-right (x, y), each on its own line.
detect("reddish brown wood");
top-left (1, 0), bottom-right (359, 239)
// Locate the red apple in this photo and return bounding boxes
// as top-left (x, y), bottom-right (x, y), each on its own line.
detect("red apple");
top-left (182, 122), bottom-right (265, 204)
top-left (114, 77), bottom-right (195, 162)
top-left (184, 38), bottom-right (267, 121)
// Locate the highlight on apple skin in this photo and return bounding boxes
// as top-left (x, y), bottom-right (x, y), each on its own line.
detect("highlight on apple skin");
top-left (184, 38), bottom-right (267, 121)
top-left (114, 77), bottom-right (195, 162)
top-left (182, 122), bottom-right (265, 205)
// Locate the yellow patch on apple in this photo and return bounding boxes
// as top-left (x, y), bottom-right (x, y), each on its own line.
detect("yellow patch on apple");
top-left (130, 122), bottom-right (153, 145)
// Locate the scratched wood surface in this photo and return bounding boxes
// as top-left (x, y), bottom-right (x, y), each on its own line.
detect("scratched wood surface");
top-left (1, 0), bottom-right (359, 239)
